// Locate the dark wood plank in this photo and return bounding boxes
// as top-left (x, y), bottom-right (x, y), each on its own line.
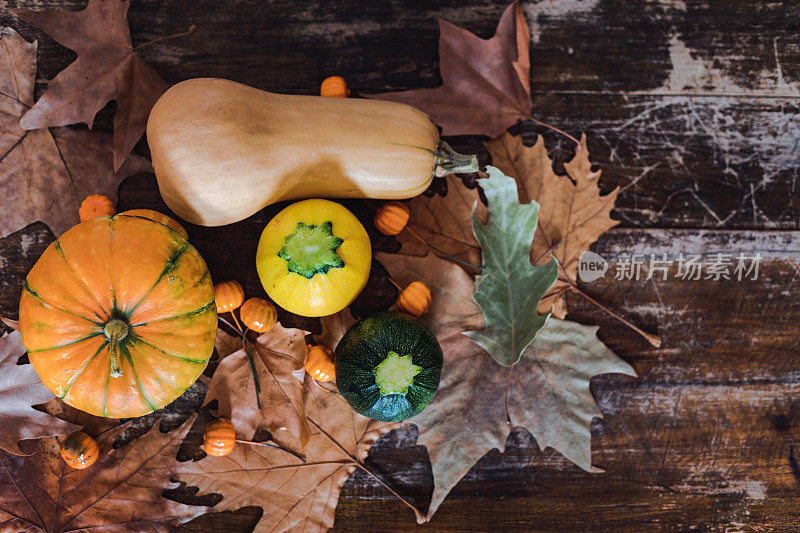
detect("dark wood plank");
top-left (2, 1), bottom-right (799, 231)
top-left (2, 0), bottom-right (800, 531)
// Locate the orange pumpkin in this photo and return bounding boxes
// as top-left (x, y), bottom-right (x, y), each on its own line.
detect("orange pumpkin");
top-left (18, 214), bottom-right (217, 418)
top-left (79, 195), bottom-right (116, 222)
top-left (305, 344), bottom-right (335, 382)
top-left (397, 281), bottom-right (432, 317)
top-left (320, 75), bottom-right (349, 98)
top-left (119, 209), bottom-right (188, 239)
top-left (239, 297), bottom-right (277, 333)
top-left (214, 281), bottom-right (244, 313)
top-left (204, 417), bottom-right (236, 456)
top-left (374, 201), bottom-right (410, 235)
top-left (60, 431), bottom-right (100, 469)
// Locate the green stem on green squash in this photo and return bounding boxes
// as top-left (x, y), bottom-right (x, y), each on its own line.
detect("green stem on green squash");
top-left (103, 319), bottom-right (129, 378)
top-left (433, 141), bottom-right (480, 177)
top-left (373, 351), bottom-right (422, 396)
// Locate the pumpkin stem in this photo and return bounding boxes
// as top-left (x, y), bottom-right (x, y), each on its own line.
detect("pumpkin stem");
top-left (433, 141), bottom-right (479, 177)
top-left (103, 319), bottom-right (129, 378)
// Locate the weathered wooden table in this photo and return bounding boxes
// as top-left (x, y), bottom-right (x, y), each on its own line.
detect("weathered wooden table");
top-left (2, 0), bottom-right (799, 530)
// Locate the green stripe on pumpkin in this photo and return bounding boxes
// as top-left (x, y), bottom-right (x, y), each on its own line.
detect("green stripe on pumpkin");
top-left (119, 342), bottom-right (158, 413)
top-left (128, 336), bottom-right (210, 364)
top-left (59, 340), bottom-right (109, 399)
top-left (129, 300), bottom-right (215, 328)
top-left (126, 240), bottom-right (191, 318)
top-left (23, 281), bottom-right (104, 327)
top-left (25, 331), bottom-right (103, 353)
top-left (53, 240), bottom-right (109, 322)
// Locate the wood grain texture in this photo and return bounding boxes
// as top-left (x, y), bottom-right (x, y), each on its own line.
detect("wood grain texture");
top-left (2, 0), bottom-right (799, 531)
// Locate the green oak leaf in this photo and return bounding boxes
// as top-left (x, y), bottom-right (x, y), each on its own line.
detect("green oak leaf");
top-left (465, 166), bottom-right (559, 366)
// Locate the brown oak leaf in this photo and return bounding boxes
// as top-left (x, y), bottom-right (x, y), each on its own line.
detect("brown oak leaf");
top-left (486, 132), bottom-right (619, 316)
top-left (0, 331), bottom-right (79, 455)
top-left (367, 2), bottom-right (531, 137)
top-left (0, 417), bottom-right (207, 531)
top-left (377, 251), bottom-right (634, 521)
top-left (176, 377), bottom-right (415, 532)
top-left (0, 26), bottom-right (151, 238)
top-left (13, 0), bottom-right (168, 171)
top-left (205, 323), bottom-right (312, 452)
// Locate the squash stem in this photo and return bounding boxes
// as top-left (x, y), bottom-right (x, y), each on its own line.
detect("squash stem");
top-left (433, 141), bottom-right (480, 177)
top-left (103, 319), bottom-right (129, 378)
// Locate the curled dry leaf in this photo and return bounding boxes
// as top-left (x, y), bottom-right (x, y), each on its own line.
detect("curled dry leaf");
top-left (205, 323), bottom-right (311, 452)
top-left (176, 377), bottom-right (411, 532)
top-left (486, 132), bottom-right (620, 317)
top-left (0, 27), bottom-right (151, 239)
top-left (13, 0), bottom-right (168, 171)
top-left (377, 251), bottom-right (635, 522)
top-left (0, 416), bottom-right (207, 531)
top-left (367, 2), bottom-right (531, 138)
top-left (0, 331), bottom-right (79, 455)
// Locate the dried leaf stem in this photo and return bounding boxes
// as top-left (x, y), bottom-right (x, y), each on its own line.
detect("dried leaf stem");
top-left (551, 255), bottom-right (661, 347)
top-left (308, 418), bottom-right (425, 521)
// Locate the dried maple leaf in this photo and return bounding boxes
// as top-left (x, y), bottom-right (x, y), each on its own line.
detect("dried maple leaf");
top-left (465, 166), bottom-right (558, 366)
top-left (396, 174), bottom-right (485, 269)
top-left (486, 132), bottom-right (620, 317)
top-left (0, 27), bottom-right (151, 238)
top-left (377, 251), bottom-right (635, 522)
top-left (367, 2), bottom-right (531, 137)
top-left (0, 417), bottom-right (207, 531)
top-left (176, 377), bottom-right (416, 532)
top-left (13, 0), bottom-right (168, 171)
top-left (205, 323), bottom-right (311, 452)
top-left (0, 331), bottom-right (78, 455)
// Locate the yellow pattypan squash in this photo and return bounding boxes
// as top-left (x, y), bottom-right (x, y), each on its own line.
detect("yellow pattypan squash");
top-left (256, 199), bottom-right (371, 317)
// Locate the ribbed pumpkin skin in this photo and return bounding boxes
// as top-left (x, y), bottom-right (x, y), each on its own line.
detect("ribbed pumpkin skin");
top-left (60, 431), bottom-right (100, 469)
top-left (335, 312), bottom-right (442, 422)
top-left (214, 281), bottom-right (244, 313)
top-left (397, 281), bottom-right (432, 317)
top-left (19, 215), bottom-right (217, 419)
top-left (120, 209), bottom-right (188, 239)
top-left (204, 418), bottom-right (236, 457)
top-left (305, 344), bottom-right (335, 382)
top-left (239, 297), bottom-right (277, 332)
top-left (374, 201), bottom-right (410, 236)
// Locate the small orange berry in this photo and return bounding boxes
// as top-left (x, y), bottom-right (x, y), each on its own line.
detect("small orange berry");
top-left (240, 297), bottom-right (278, 333)
top-left (374, 201), bottom-right (410, 236)
top-left (79, 195), bottom-right (116, 221)
top-left (397, 281), bottom-right (432, 317)
top-left (214, 281), bottom-right (245, 313)
top-left (320, 76), bottom-right (349, 98)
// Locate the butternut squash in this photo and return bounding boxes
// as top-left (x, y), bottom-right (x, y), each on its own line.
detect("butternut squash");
top-left (146, 78), bottom-right (478, 226)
